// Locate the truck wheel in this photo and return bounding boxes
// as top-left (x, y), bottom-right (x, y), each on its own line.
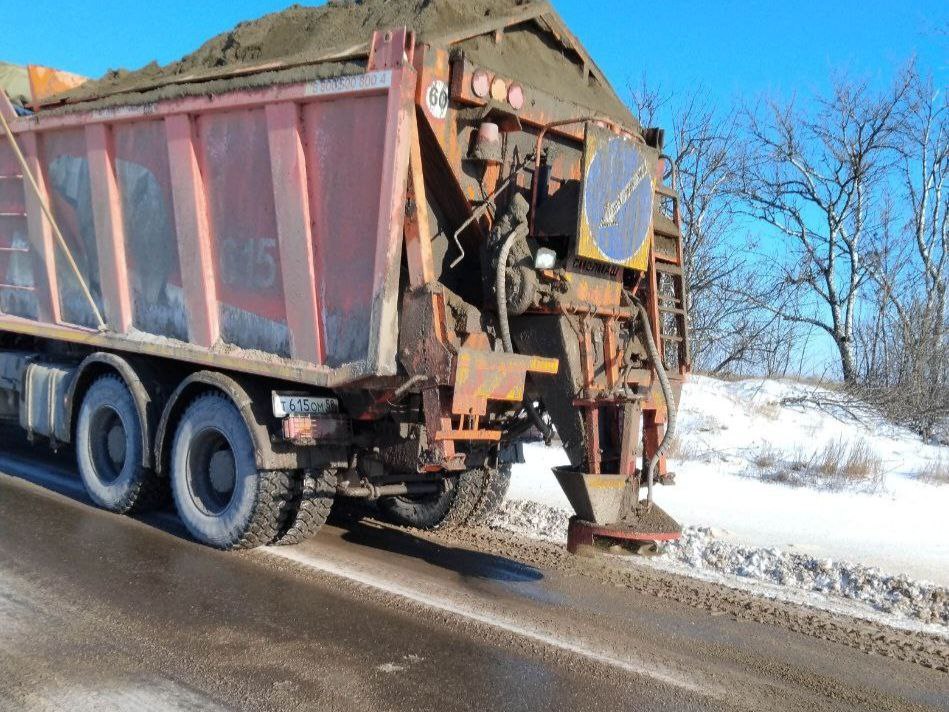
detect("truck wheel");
top-left (76, 375), bottom-right (162, 514)
top-left (465, 464), bottom-right (512, 525)
top-left (376, 474), bottom-right (463, 530)
top-left (378, 467), bottom-right (504, 530)
top-left (271, 469), bottom-right (336, 546)
top-left (170, 392), bottom-right (290, 550)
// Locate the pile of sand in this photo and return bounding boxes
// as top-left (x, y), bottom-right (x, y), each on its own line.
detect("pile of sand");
top-left (51, 0), bottom-right (633, 125)
top-left (59, 0), bottom-right (545, 104)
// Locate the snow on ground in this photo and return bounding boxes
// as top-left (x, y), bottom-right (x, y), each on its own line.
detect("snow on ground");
top-left (495, 375), bottom-right (949, 632)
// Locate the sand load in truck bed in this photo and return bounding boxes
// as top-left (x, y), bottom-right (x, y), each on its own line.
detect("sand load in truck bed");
top-left (46, 0), bottom-right (633, 126)
top-left (0, 29), bottom-right (435, 385)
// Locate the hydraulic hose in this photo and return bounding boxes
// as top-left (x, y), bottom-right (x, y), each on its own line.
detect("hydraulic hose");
top-left (496, 222), bottom-right (552, 444)
top-left (631, 299), bottom-right (678, 507)
top-left (495, 223), bottom-right (528, 354)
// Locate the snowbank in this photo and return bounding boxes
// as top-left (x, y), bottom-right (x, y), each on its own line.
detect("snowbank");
top-left (497, 375), bottom-right (949, 630)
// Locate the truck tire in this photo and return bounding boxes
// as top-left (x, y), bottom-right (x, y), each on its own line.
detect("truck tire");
top-left (76, 375), bottom-right (163, 514)
top-left (170, 392), bottom-right (291, 550)
top-left (465, 464), bottom-right (512, 525)
top-left (271, 469), bottom-right (336, 546)
top-left (377, 466), bottom-right (507, 530)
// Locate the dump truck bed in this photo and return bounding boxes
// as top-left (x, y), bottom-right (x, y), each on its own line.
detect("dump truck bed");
top-left (0, 53), bottom-right (414, 387)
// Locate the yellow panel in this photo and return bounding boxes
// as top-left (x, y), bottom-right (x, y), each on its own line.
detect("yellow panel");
top-left (451, 348), bottom-right (559, 416)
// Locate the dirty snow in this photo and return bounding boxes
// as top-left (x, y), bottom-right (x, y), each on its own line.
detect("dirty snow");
top-left (495, 375), bottom-right (949, 632)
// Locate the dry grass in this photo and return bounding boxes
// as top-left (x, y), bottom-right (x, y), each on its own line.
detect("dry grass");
top-left (758, 445), bottom-right (814, 486)
top-left (755, 439), bottom-right (884, 491)
top-left (699, 371), bottom-right (848, 393)
top-left (804, 438), bottom-right (884, 485)
top-left (750, 400), bottom-right (782, 420)
top-left (837, 439), bottom-right (885, 482)
top-left (752, 444), bottom-right (781, 469)
top-left (665, 436), bottom-right (706, 462)
top-left (812, 439), bottom-right (849, 477)
top-left (918, 457), bottom-right (949, 485)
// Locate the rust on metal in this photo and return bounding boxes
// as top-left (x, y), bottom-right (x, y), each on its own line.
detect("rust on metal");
top-left (566, 516), bottom-right (681, 556)
top-left (451, 347), bottom-right (558, 417)
top-left (282, 413), bottom-right (351, 444)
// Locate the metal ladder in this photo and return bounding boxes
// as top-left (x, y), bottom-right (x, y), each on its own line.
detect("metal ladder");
top-left (648, 182), bottom-right (690, 378)
top-left (640, 174), bottom-right (690, 484)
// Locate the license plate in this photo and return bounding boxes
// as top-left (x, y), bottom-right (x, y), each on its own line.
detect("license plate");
top-left (272, 393), bottom-right (339, 418)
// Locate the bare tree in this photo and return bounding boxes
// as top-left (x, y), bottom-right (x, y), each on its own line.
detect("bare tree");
top-left (735, 73), bottom-right (912, 382)
top-left (862, 68), bottom-right (949, 436)
top-left (631, 80), bottom-right (791, 375)
top-left (894, 67), bottom-right (947, 358)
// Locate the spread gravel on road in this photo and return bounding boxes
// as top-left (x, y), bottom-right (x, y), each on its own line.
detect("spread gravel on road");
top-left (427, 517), bottom-right (949, 674)
top-left (489, 498), bottom-right (949, 634)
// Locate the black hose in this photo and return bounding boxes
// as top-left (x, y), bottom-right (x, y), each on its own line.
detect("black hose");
top-left (495, 223), bottom-right (553, 444)
top-left (495, 223), bottom-right (528, 354)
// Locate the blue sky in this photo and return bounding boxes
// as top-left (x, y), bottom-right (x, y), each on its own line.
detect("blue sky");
top-left (3, 1), bottom-right (945, 105)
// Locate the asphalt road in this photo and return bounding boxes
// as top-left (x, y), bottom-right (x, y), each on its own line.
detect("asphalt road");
top-left (0, 432), bottom-right (947, 712)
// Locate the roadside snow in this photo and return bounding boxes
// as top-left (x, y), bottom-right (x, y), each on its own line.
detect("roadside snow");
top-left (491, 500), bottom-right (949, 633)
top-left (496, 375), bottom-right (949, 632)
top-left (663, 526), bottom-right (947, 627)
top-left (664, 375), bottom-right (949, 587)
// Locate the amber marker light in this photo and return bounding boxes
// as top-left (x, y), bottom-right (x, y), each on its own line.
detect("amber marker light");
top-left (490, 76), bottom-right (508, 102)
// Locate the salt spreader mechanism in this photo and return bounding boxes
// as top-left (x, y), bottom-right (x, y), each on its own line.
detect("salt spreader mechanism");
top-left (0, 0), bottom-right (689, 553)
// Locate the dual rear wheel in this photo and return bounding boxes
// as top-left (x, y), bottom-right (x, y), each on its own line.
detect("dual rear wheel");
top-left (75, 378), bottom-right (333, 549)
top-left (75, 375), bottom-right (510, 546)
top-left (377, 464), bottom-right (512, 531)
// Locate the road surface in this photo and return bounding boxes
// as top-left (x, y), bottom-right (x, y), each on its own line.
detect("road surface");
top-left (0, 431), bottom-right (946, 711)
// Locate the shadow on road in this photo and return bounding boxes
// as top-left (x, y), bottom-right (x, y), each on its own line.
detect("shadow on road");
top-left (330, 504), bottom-right (545, 584)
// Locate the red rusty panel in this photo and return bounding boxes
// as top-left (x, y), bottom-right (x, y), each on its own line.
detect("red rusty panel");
top-left (112, 120), bottom-right (188, 341)
top-left (165, 115), bottom-right (219, 348)
top-left (86, 123), bottom-right (133, 333)
top-left (17, 132), bottom-right (59, 324)
top-left (1, 69), bottom-right (415, 386)
top-left (0, 147), bottom-right (25, 212)
top-left (265, 102), bottom-right (324, 365)
top-left (198, 109), bottom-right (289, 357)
top-left (38, 128), bottom-right (105, 328)
top-left (302, 94), bottom-right (389, 368)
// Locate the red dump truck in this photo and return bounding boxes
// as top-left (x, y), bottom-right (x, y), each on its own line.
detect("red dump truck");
top-left (0, 1), bottom-right (689, 552)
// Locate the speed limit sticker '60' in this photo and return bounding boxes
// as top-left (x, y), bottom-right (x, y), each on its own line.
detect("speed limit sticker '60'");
top-left (426, 79), bottom-right (449, 119)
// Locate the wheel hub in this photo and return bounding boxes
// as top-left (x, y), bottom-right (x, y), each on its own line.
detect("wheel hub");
top-left (208, 448), bottom-right (236, 497)
top-left (106, 423), bottom-right (126, 467)
top-left (89, 407), bottom-right (127, 484)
